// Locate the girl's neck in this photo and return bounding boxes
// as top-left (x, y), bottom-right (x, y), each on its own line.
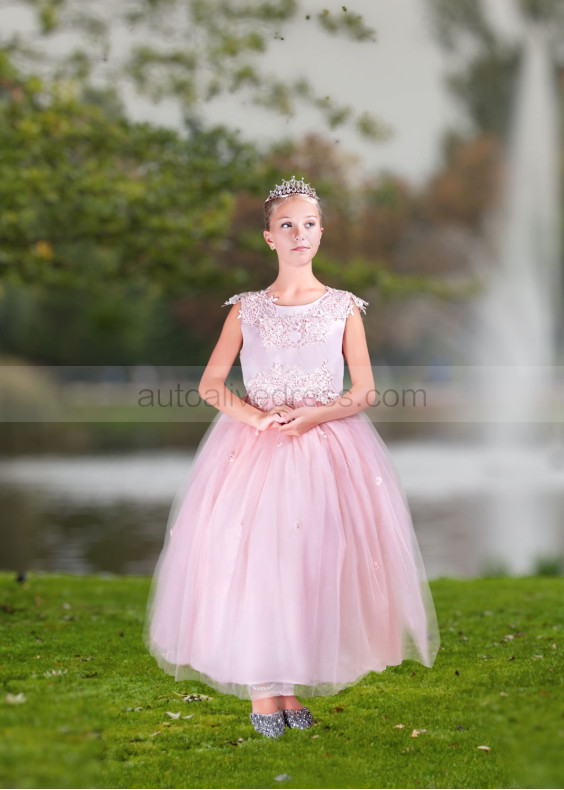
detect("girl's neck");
top-left (266, 277), bottom-right (326, 299)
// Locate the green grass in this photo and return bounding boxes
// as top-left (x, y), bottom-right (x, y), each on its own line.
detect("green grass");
top-left (1, 573), bottom-right (562, 789)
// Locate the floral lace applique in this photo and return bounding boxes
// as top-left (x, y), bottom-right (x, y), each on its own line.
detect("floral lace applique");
top-left (346, 292), bottom-right (369, 316)
top-left (245, 359), bottom-right (341, 408)
top-left (222, 291), bottom-right (252, 310)
top-left (222, 287), bottom-right (368, 350)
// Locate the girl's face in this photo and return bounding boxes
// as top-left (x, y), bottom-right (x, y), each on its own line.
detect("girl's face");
top-left (264, 196), bottom-right (323, 262)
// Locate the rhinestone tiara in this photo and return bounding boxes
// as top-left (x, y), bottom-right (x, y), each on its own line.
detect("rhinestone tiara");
top-left (265, 175), bottom-right (319, 203)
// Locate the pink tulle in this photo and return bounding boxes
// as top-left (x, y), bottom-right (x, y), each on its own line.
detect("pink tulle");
top-left (143, 407), bottom-right (440, 701)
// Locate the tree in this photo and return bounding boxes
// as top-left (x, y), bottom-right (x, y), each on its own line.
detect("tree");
top-left (424, 0), bottom-right (564, 138)
top-left (0, 50), bottom-right (265, 291)
top-left (1, 0), bottom-right (391, 144)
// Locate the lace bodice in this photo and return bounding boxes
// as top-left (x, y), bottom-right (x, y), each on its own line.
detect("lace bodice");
top-left (222, 286), bottom-right (368, 409)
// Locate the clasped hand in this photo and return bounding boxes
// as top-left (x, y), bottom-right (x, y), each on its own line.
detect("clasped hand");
top-left (254, 404), bottom-right (320, 437)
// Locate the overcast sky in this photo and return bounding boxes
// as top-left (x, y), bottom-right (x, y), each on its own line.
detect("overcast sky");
top-left (1, 0), bottom-right (524, 188)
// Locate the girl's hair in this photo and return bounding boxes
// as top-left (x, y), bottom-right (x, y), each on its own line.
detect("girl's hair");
top-left (264, 193), bottom-right (323, 231)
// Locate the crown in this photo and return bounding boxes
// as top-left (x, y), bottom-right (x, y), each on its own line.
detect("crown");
top-left (265, 175), bottom-right (319, 203)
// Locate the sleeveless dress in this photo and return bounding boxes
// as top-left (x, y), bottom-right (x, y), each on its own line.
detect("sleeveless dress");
top-left (143, 285), bottom-right (440, 701)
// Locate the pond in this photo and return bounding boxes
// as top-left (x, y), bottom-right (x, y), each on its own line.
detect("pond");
top-left (1, 440), bottom-right (563, 580)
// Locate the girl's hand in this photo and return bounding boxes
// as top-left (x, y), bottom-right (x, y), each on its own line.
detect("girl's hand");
top-left (254, 404), bottom-right (295, 432)
top-left (275, 406), bottom-right (321, 437)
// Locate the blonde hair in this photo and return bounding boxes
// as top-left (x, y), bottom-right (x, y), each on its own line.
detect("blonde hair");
top-left (264, 193), bottom-right (323, 231)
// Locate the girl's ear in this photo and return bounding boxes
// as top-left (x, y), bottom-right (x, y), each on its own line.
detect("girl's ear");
top-left (263, 229), bottom-right (275, 249)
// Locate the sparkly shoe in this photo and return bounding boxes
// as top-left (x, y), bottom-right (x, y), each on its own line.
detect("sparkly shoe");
top-left (283, 706), bottom-right (314, 729)
top-left (249, 709), bottom-right (286, 738)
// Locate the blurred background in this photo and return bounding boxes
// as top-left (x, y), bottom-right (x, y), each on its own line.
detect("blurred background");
top-left (1, 0), bottom-right (563, 581)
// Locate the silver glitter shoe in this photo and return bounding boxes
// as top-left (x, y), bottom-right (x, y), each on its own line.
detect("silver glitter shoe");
top-left (249, 709), bottom-right (286, 738)
top-left (283, 706), bottom-right (314, 729)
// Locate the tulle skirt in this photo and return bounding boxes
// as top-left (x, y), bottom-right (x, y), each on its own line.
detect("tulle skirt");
top-left (143, 404), bottom-right (440, 701)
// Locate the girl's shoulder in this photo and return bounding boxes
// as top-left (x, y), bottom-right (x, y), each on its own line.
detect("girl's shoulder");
top-left (341, 289), bottom-right (369, 316)
top-left (221, 290), bottom-right (262, 321)
top-left (221, 290), bottom-right (257, 307)
top-left (221, 289), bottom-right (266, 322)
top-left (326, 287), bottom-right (369, 317)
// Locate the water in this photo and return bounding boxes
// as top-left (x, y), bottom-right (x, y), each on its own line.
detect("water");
top-left (472, 24), bottom-right (562, 430)
top-left (2, 28), bottom-right (562, 583)
top-left (1, 446), bottom-right (563, 579)
top-left (465, 22), bottom-right (563, 578)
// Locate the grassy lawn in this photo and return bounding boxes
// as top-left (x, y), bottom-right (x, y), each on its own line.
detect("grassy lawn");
top-left (1, 572), bottom-right (562, 789)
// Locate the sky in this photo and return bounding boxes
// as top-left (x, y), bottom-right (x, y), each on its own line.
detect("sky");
top-left (0, 0), bottom-right (524, 188)
top-left (194, 0), bottom-right (457, 188)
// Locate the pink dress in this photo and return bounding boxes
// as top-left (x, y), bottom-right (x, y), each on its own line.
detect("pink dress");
top-left (143, 286), bottom-right (440, 700)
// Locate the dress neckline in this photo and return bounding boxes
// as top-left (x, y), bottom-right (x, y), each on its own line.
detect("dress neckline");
top-left (263, 285), bottom-right (331, 308)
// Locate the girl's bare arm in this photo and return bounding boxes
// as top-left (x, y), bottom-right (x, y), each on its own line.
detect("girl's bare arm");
top-left (198, 302), bottom-right (265, 427)
top-left (311, 299), bottom-right (375, 424)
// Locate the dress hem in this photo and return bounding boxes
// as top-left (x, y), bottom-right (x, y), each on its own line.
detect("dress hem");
top-left (145, 638), bottom-right (433, 701)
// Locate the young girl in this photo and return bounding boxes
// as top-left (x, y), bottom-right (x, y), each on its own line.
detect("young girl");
top-left (143, 175), bottom-right (440, 739)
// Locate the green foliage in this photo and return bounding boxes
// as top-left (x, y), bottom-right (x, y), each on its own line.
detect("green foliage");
top-left (0, 573), bottom-right (562, 788)
top-left (0, 57), bottom-right (261, 292)
top-left (517, 0), bottom-right (564, 24)
top-left (0, 35), bottom-right (485, 366)
top-left (444, 47), bottom-right (522, 140)
top-left (0, 281), bottom-right (205, 365)
top-left (4, 0), bottom-right (385, 142)
top-left (311, 252), bottom-right (467, 302)
top-left (316, 7), bottom-right (377, 41)
top-left (0, 56), bottom-right (425, 365)
top-left (531, 554), bottom-right (564, 576)
top-left (424, 0), bottom-right (564, 137)
top-left (424, 0), bottom-right (496, 52)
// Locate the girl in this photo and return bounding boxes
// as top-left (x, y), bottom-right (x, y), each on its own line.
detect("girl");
top-left (143, 175), bottom-right (440, 739)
